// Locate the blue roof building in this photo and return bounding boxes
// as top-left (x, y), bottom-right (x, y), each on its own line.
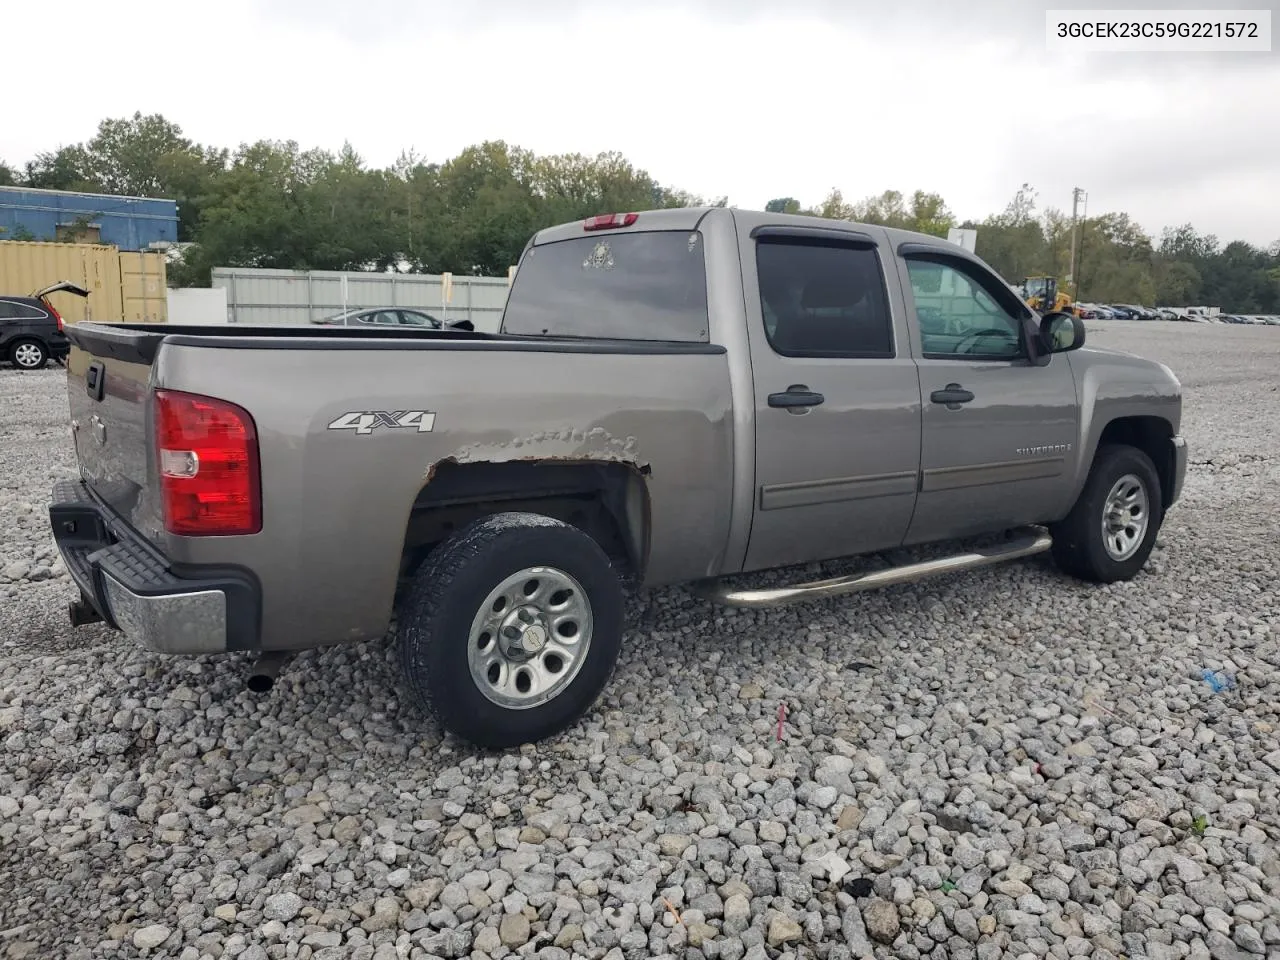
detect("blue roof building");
top-left (0, 186), bottom-right (179, 250)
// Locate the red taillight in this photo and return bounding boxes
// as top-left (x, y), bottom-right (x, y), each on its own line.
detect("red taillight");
top-left (43, 298), bottom-right (64, 331)
top-left (155, 389), bottom-right (261, 536)
top-left (583, 212), bottom-right (638, 231)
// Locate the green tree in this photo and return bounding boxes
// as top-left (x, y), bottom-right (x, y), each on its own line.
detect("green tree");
top-left (0, 161), bottom-right (17, 186)
top-left (765, 197), bottom-right (802, 214)
top-left (23, 114), bottom-right (1278, 311)
top-left (970, 185), bottom-right (1049, 284)
top-left (853, 189), bottom-right (908, 226)
top-left (905, 190), bottom-right (955, 237)
top-left (77, 113), bottom-right (227, 241)
top-left (173, 139), bottom-right (336, 282)
top-left (1159, 223), bottom-right (1218, 261)
top-left (1155, 260), bottom-right (1201, 305)
top-left (23, 146), bottom-right (95, 191)
top-left (811, 188), bottom-right (855, 220)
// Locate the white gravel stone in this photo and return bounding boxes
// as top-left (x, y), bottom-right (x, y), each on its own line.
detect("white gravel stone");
top-left (262, 893), bottom-right (303, 922)
top-left (759, 820), bottom-right (787, 843)
top-left (131, 925), bottom-right (170, 950)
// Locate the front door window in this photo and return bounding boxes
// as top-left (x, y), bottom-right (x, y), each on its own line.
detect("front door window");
top-left (906, 259), bottom-right (1023, 360)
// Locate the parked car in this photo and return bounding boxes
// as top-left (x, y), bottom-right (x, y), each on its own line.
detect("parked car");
top-left (312, 307), bottom-right (475, 331)
top-left (1124, 305), bottom-right (1161, 321)
top-left (1, 281), bottom-right (86, 370)
top-left (49, 206), bottom-right (1187, 748)
top-left (1107, 305), bottom-right (1140, 320)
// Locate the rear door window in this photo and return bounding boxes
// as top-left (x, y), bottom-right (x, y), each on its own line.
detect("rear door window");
top-left (0, 300), bottom-right (43, 320)
top-left (502, 230), bottom-right (709, 342)
top-left (755, 239), bottom-right (894, 357)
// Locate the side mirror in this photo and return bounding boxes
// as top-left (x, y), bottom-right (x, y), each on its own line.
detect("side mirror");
top-left (1040, 312), bottom-right (1085, 353)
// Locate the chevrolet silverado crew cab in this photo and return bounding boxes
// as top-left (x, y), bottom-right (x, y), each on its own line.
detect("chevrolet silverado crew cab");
top-left (49, 207), bottom-right (1187, 747)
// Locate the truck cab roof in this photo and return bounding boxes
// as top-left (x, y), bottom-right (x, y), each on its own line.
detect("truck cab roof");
top-left (529, 206), bottom-right (970, 258)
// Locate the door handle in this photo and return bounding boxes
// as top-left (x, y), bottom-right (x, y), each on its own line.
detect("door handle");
top-left (930, 383), bottom-right (975, 409)
top-left (768, 385), bottom-right (825, 409)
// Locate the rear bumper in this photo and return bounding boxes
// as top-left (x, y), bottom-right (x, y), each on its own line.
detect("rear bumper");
top-left (48, 480), bottom-right (260, 654)
top-left (48, 338), bottom-right (70, 359)
top-left (1169, 434), bottom-right (1188, 507)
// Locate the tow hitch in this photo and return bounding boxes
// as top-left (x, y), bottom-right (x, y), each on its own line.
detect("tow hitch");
top-left (68, 595), bottom-right (105, 627)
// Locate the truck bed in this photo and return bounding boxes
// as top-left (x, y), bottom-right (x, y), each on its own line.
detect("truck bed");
top-left (60, 320), bottom-right (735, 652)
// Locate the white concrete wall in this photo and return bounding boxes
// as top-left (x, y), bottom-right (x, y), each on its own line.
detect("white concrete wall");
top-left (166, 287), bottom-right (229, 324)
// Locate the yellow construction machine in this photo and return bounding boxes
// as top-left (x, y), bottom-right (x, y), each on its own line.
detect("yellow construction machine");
top-left (1019, 276), bottom-right (1074, 315)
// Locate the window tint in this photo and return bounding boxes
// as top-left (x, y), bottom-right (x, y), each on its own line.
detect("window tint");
top-left (755, 240), bottom-right (893, 357)
top-left (906, 258), bottom-right (1023, 359)
top-left (502, 230), bottom-right (709, 342)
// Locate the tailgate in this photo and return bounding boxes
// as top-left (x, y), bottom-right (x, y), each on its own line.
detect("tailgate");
top-left (64, 324), bottom-right (166, 546)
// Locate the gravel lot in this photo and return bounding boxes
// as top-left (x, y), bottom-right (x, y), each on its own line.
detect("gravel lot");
top-left (2, 323), bottom-right (1278, 960)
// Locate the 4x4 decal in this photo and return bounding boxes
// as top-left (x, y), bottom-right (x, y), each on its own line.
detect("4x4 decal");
top-left (327, 410), bottom-right (437, 435)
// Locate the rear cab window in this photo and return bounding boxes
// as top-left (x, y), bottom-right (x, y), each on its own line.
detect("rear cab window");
top-left (501, 230), bottom-right (709, 342)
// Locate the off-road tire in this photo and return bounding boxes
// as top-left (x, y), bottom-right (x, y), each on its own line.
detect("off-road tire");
top-left (398, 511), bottom-right (625, 748)
top-left (1050, 443), bottom-right (1163, 583)
top-left (9, 339), bottom-right (48, 370)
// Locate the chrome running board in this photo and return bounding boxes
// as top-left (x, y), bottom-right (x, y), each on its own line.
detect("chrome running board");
top-left (689, 527), bottom-right (1053, 609)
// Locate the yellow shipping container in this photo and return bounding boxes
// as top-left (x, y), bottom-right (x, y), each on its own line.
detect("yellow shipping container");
top-left (119, 251), bottom-right (168, 322)
top-left (0, 240), bottom-right (167, 323)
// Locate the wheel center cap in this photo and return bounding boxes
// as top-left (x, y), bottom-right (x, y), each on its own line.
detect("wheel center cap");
top-left (521, 624), bottom-right (547, 653)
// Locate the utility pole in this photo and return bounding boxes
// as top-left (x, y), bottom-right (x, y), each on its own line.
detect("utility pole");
top-left (1076, 191), bottom-right (1089, 302)
top-left (1068, 187), bottom-right (1086, 300)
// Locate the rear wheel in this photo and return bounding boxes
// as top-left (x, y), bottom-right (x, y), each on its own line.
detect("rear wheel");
top-left (10, 339), bottom-right (48, 370)
top-left (398, 512), bottom-right (625, 748)
top-left (1050, 444), bottom-right (1163, 583)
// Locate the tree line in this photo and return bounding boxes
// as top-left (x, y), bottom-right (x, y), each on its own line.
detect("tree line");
top-left (769, 185), bottom-right (1279, 314)
top-left (2, 113), bottom-right (1277, 312)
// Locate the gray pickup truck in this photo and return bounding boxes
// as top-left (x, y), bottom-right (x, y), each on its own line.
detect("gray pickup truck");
top-left (49, 207), bottom-right (1187, 747)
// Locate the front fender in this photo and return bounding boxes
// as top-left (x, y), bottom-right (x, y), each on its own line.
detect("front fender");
top-left (1067, 350), bottom-right (1183, 506)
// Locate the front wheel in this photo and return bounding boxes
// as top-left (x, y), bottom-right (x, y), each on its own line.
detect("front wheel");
top-left (398, 512), bottom-right (625, 748)
top-left (1050, 444), bottom-right (1164, 583)
top-left (10, 339), bottom-right (48, 370)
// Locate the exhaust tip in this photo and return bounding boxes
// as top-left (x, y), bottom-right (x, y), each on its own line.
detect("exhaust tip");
top-left (246, 673), bottom-right (275, 694)
top-left (246, 652), bottom-right (288, 694)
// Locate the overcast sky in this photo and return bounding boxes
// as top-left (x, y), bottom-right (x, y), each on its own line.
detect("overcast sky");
top-left (4, 0), bottom-right (1277, 247)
